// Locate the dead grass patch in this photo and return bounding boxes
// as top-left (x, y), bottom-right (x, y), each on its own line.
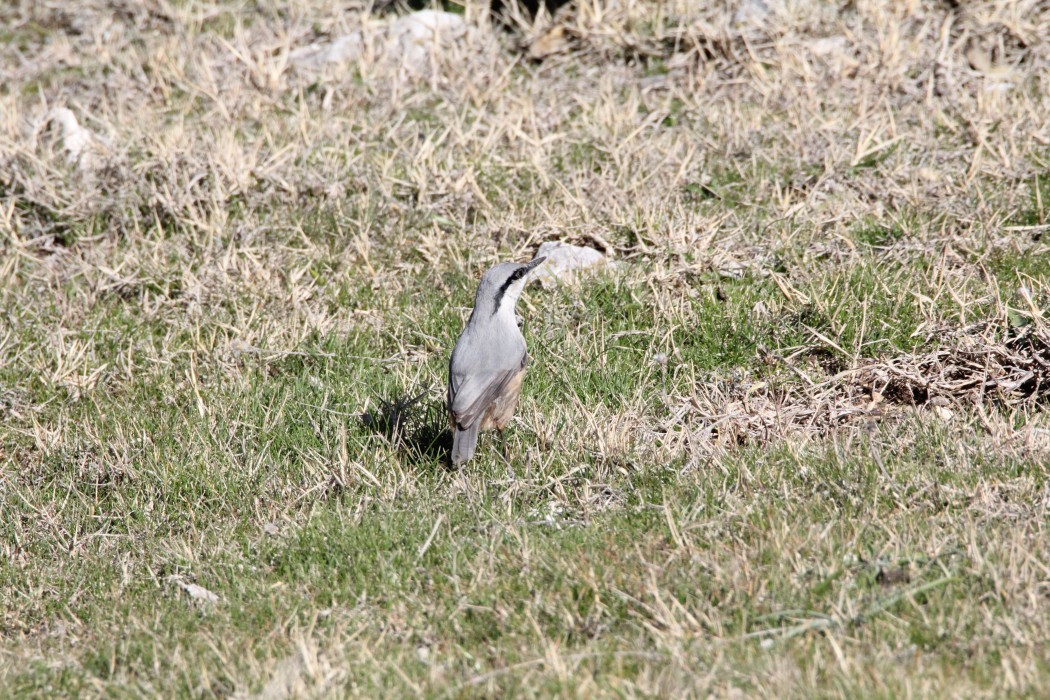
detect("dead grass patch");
top-left (683, 304), bottom-right (1050, 448)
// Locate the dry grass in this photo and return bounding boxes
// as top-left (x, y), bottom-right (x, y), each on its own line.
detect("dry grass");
top-left (684, 310), bottom-right (1050, 448)
top-left (2, 0), bottom-right (1050, 697)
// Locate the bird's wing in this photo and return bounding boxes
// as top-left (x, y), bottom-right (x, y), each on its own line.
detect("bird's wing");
top-left (448, 367), bottom-right (519, 429)
top-left (448, 349), bottom-right (527, 429)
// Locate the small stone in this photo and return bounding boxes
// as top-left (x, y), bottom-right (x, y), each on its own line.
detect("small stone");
top-left (532, 241), bottom-right (609, 286)
top-left (917, 167), bottom-right (942, 183)
top-left (528, 25), bottom-right (572, 61)
top-left (933, 405), bottom-right (954, 421)
top-left (288, 32), bottom-right (365, 68)
top-left (876, 566), bottom-right (911, 586)
top-left (808, 36), bottom-right (848, 56)
top-left (290, 10), bottom-right (468, 73)
top-left (733, 0), bottom-right (784, 26)
top-left (175, 580), bottom-right (220, 604)
top-left (47, 107), bottom-right (108, 170)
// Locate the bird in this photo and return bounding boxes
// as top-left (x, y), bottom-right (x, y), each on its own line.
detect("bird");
top-left (447, 256), bottom-right (547, 466)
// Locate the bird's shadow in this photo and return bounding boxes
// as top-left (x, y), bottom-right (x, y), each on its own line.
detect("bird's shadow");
top-left (359, 389), bottom-right (454, 469)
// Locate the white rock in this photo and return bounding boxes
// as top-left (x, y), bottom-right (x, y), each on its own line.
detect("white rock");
top-left (175, 579), bottom-right (221, 604)
top-left (290, 10), bottom-right (468, 73)
top-left (289, 32), bottom-right (364, 68)
top-left (532, 241), bottom-right (608, 286)
top-left (49, 108), bottom-right (103, 170)
top-left (808, 36), bottom-right (848, 56)
top-left (391, 10), bottom-right (467, 70)
top-left (733, 0), bottom-right (784, 26)
top-left (392, 10), bottom-right (467, 44)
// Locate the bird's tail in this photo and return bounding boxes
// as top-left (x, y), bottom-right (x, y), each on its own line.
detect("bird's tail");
top-left (451, 423), bottom-right (480, 466)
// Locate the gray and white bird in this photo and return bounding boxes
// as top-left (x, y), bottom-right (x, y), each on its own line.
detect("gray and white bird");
top-left (447, 256), bottom-right (547, 465)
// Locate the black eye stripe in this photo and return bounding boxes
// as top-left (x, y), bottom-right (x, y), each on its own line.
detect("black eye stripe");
top-left (491, 268), bottom-right (528, 314)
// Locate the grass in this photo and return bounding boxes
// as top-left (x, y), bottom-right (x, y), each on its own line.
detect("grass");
top-left (2, 0), bottom-right (1050, 697)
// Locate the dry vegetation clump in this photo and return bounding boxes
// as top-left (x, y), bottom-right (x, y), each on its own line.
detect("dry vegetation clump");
top-left (855, 309), bottom-right (1050, 407)
top-left (684, 294), bottom-right (1050, 447)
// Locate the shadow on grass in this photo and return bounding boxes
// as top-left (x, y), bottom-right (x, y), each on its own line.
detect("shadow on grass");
top-left (360, 389), bottom-right (454, 469)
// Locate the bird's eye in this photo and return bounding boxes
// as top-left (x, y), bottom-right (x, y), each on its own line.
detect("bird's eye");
top-left (512, 269), bottom-right (525, 281)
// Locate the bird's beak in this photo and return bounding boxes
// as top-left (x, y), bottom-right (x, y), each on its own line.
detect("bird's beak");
top-left (524, 256), bottom-right (547, 272)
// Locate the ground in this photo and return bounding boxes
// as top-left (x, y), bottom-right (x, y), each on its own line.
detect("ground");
top-left (1, 0), bottom-right (1049, 697)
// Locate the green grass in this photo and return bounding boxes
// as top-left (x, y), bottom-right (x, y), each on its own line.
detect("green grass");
top-left (4, 214), bottom-right (1048, 696)
top-left (5, 413), bottom-right (1045, 696)
top-left (3, 247), bottom-right (1047, 694)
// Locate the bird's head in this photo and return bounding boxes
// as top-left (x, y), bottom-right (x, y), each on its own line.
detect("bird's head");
top-left (475, 256), bottom-right (547, 316)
